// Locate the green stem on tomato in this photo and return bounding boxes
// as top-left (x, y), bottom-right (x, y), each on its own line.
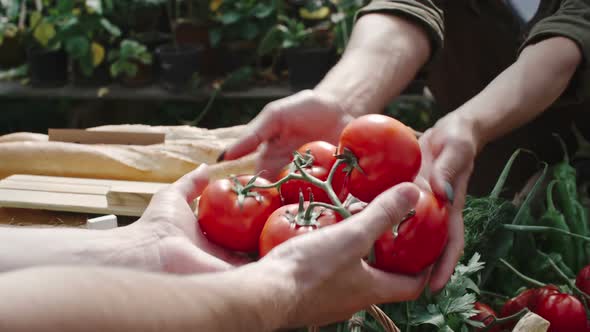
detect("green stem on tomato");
top-left (502, 224), bottom-right (590, 242)
top-left (542, 251), bottom-right (590, 300)
top-left (499, 259), bottom-right (546, 288)
top-left (245, 173), bottom-right (305, 190)
top-left (481, 308), bottom-right (529, 332)
top-left (480, 290), bottom-right (509, 301)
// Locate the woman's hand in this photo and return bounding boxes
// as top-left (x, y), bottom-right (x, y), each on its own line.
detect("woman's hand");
top-left (417, 113), bottom-right (481, 291)
top-left (133, 164), bottom-right (249, 274)
top-left (222, 90), bottom-right (354, 179)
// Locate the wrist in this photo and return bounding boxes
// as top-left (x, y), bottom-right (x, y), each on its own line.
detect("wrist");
top-left (218, 262), bottom-right (296, 331)
top-left (108, 223), bottom-right (163, 271)
top-left (443, 110), bottom-right (487, 154)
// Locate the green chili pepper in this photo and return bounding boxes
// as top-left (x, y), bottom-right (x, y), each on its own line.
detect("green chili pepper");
top-left (539, 180), bottom-right (576, 269)
top-left (551, 134), bottom-right (589, 271)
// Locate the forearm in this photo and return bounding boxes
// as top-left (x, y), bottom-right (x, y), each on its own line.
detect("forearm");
top-left (456, 37), bottom-right (582, 150)
top-left (0, 264), bottom-right (280, 332)
top-left (0, 224), bottom-right (160, 272)
top-left (315, 13), bottom-right (431, 117)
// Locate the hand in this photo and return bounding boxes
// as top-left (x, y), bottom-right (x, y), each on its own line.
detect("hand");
top-left (222, 89), bottom-right (354, 179)
top-left (132, 164), bottom-right (249, 274)
top-left (252, 182), bottom-right (429, 328)
top-left (417, 113), bottom-right (480, 291)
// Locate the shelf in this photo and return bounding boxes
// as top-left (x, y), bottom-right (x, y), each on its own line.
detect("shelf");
top-left (0, 81), bottom-right (294, 102)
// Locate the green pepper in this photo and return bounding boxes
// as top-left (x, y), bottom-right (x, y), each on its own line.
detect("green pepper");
top-left (551, 135), bottom-right (589, 271)
top-left (539, 180), bottom-right (577, 269)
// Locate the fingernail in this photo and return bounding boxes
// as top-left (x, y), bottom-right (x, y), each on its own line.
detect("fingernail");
top-left (216, 150), bottom-right (226, 163)
top-left (401, 209), bottom-right (416, 223)
top-left (444, 181), bottom-right (455, 205)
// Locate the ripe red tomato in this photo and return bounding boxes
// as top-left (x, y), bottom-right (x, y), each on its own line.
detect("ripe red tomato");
top-left (534, 285), bottom-right (561, 307)
top-left (279, 141), bottom-right (349, 204)
top-left (471, 302), bottom-right (500, 332)
top-left (500, 285), bottom-right (561, 330)
top-left (259, 202), bottom-right (341, 257)
top-left (371, 189), bottom-right (448, 274)
top-left (337, 114), bottom-right (421, 202)
top-left (536, 294), bottom-right (588, 332)
top-left (576, 264), bottom-right (590, 295)
top-left (198, 175), bottom-right (281, 252)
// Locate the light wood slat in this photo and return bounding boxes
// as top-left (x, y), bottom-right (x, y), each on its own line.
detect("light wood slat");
top-left (5, 175), bottom-right (168, 192)
top-left (0, 179), bottom-right (109, 195)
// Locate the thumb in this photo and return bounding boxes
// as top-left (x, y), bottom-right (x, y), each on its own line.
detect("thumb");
top-left (359, 183), bottom-right (421, 243)
top-left (222, 106), bottom-right (280, 161)
top-left (172, 164), bottom-right (210, 202)
top-left (430, 145), bottom-right (471, 204)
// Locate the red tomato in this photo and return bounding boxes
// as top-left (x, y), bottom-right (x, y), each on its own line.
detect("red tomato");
top-left (500, 285), bottom-right (561, 330)
top-left (576, 264), bottom-right (590, 295)
top-left (536, 294), bottom-right (588, 332)
top-left (279, 141), bottom-right (349, 204)
top-left (337, 114), bottom-right (421, 202)
top-left (534, 285), bottom-right (561, 307)
top-left (198, 175), bottom-right (281, 252)
top-left (501, 288), bottom-right (538, 316)
top-left (471, 302), bottom-right (500, 332)
top-left (259, 202), bottom-right (341, 257)
top-left (371, 189), bottom-right (448, 274)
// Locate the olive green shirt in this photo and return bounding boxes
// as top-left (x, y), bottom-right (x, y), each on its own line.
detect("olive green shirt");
top-left (357, 0), bottom-right (590, 195)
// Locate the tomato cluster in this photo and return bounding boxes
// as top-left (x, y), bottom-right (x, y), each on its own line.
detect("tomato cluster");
top-left (197, 114), bottom-right (448, 275)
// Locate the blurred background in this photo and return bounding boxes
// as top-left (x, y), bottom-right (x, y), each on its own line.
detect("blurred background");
top-left (0, 0), bottom-right (439, 135)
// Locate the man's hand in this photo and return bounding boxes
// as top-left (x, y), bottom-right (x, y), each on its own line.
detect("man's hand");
top-left (250, 182), bottom-right (429, 328)
top-left (133, 164), bottom-right (249, 274)
top-left (222, 90), bottom-right (354, 179)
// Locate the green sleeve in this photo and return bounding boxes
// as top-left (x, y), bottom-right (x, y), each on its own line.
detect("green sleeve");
top-left (519, 0), bottom-right (590, 104)
top-left (355, 0), bottom-right (444, 72)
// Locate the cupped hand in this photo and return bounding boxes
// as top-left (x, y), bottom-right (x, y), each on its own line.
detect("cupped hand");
top-left (417, 113), bottom-right (480, 291)
top-left (222, 89), bottom-right (354, 179)
top-left (133, 164), bottom-right (249, 274)
top-left (255, 182), bottom-right (430, 328)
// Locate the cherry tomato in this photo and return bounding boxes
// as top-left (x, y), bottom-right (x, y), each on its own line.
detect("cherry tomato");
top-left (471, 302), bottom-right (500, 332)
top-left (198, 175), bottom-right (281, 252)
top-left (536, 294), bottom-right (588, 332)
top-left (259, 202), bottom-right (341, 257)
top-left (371, 189), bottom-right (448, 274)
top-left (576, 264), bottom-right (590, 295)
top-left (337, 114), bottom-right (421, 202)
top-left (279, 141), bottom-right (349, 204)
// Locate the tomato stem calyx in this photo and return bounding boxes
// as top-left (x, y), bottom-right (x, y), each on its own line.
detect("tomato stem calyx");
top-left (231, 176), bottom-right (264, 208)
top-left (336, 147), bottom-right (365, 176)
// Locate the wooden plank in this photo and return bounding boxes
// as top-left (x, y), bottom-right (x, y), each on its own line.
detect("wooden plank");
top-left (0, 179), bottom-right (109, 195)
top-left (0, 188), bottom-right (146, 216)
top-left (48, 129), bottom-right (165, 145)
top-left (0, 188), bottom-right (108, 215)
top-left (0, 175), bottom-right (167, 216)
top-left (5, 175), bottom-right (168, 192)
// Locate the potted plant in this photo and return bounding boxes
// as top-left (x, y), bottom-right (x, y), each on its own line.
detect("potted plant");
top-left (258, 15), bottom-right (336, 90)
top-left (56, 1), bottom-right (122, 86)
top-left (108, 38), bottom-right (154, 87)
top-left (155, 0), bottom-right (203, 92)
top-left (23, 1), bottom-right (72, 87)
top-left (209, 0), bottom-right (276, 73)
top-left (0, 0), bottom-right (26, 69)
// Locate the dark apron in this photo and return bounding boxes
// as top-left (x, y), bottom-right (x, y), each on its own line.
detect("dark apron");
top-left (425, 0), bottom-right (590, 196)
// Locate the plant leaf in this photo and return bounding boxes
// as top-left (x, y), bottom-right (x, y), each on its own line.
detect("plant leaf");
top-left (100, 18), bottom-right (121, 37)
